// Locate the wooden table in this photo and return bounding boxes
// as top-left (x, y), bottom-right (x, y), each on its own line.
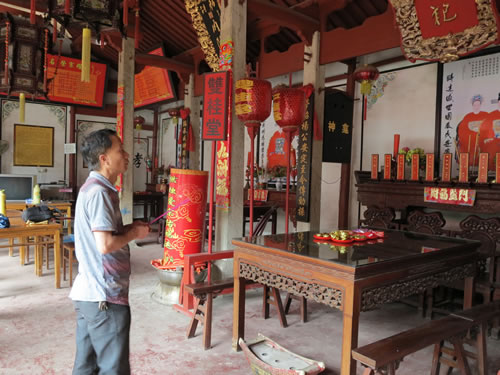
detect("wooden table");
top-left (0, 222), bottom-right (62, 288)
top-left (232, 230), bottom-right (481, 375)
top-left (133, 192), bottom-right (165, 221)
top-left (6, 201), bottom-right (73, 234)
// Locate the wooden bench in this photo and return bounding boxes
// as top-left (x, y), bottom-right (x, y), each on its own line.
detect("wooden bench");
top-left (352, 300), bottom-right (500, 375)
top-left (185, 278), bottom-right (236, 350)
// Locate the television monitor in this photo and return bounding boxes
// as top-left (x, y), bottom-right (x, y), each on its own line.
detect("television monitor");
top-left (0, 174), bottom-right (36, 202)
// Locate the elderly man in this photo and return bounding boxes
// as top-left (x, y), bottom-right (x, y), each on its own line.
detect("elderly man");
top-left (70, 129), bottom-right (150, 375)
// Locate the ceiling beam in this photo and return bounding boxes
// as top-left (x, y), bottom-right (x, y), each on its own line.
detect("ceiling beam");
top-left (247, 0), bottom-right (319, 45)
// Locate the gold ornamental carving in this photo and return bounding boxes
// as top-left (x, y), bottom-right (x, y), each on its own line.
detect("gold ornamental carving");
top-left (185, 0), bottom-right (220, 72)
top-left (389, 0), bottom-right (500, 63)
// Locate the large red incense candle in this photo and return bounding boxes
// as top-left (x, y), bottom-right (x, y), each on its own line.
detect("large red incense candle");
top-left (393, 134), bottom-right (400, 158)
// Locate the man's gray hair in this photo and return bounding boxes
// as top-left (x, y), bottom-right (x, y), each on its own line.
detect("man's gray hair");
top-left (81, 129), bottom-right (117, 171)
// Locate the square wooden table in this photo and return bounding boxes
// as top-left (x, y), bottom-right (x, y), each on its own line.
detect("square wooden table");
top-left (232, 230), bottom-right (481, 375)
top-left (0, 220), bottom-right (62, 288)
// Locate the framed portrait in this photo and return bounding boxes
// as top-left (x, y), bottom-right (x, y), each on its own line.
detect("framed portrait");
top-left (13, 124), bottom-right (54, 167)
top-left (437, 50), bottom-right (500, 176)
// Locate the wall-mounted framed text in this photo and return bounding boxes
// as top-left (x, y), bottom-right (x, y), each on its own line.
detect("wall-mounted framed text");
top-left (13, 124), bottom-right (54, 167)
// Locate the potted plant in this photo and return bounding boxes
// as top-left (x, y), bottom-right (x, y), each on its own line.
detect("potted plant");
top-left (268, 165), bottom-right (287, 190)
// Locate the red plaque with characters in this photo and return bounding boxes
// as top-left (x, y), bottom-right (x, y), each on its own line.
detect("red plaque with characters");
top-left (202, 71), bottom-right (230, 141)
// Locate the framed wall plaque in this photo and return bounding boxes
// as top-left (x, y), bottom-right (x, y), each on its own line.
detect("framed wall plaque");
top-left (13, 124), bottom-right (54, 167)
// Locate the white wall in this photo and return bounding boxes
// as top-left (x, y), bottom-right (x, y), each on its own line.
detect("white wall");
top-left (1, 100), bottom-right (67, 185)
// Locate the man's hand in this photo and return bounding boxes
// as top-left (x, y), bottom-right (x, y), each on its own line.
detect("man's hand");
top-left (131, 221), bottom-right (150, 240)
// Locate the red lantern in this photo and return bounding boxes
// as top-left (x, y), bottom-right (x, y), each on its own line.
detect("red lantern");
top-left (272, 87), bottom-right (306, 133)
top-left (168, 108), bottom-right (180, 123)
top-left (272, 86), bottom-right (305, 234)
top-left (235, 78), bottom-right (272, 132)
top-left (353, 64), bottom-right (380, 96)
top-left (235, 77), bottom-right (272, 237)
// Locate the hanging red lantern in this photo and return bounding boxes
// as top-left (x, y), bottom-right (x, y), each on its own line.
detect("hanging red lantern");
top-left (272, 87), bottom-right (306, 133)
top-left (235, 78), bottom-right (272, 133)
top-left (134, 115), bottom-right (145, 143)
top-left (353, 64), bottom-right (380, 96)
top-left (168, 108), bottom-right (180, 123)
top-left (272, 86), bottom-right (305, 235)
top-left (235, 77), bottom-right (272, 237)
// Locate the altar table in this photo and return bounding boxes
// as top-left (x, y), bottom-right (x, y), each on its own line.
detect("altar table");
top-left (232, 230), bottom-right (481, 375)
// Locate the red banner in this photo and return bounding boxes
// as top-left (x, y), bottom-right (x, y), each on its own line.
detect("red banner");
top-left (202, 71), bottom-right (230, 141)
top-left (115, 85), bottom-right (125, 192)
top-left (424, 187), bottom-right (476, 206)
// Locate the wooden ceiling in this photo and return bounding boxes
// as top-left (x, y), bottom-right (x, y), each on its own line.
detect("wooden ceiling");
top-left (0, 0), bottom-right (390, 69)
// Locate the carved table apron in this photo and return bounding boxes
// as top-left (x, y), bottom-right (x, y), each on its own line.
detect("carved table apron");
top-left (231, 230), bottom-right (480, 375)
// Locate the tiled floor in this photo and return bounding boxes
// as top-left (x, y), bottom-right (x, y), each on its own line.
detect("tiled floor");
top-left (1, 232), bottom-right (499, 375)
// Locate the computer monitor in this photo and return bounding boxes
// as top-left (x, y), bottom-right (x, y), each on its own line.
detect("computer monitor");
top-left (0, 174), bottom-right (36, 202)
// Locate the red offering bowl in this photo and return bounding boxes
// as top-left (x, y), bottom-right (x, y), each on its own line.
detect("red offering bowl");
top-left (330, 238), bottom-right (354, 244)
top-left (353, 235), bottom-right (367, 242)
top-left (314, 233), bottom-right (332, 241)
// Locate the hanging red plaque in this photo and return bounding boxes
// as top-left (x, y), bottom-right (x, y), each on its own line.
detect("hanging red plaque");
top-left (388, 0), bottom-right (500, 63)
top-left (202, 71), bottom-right (230, 141)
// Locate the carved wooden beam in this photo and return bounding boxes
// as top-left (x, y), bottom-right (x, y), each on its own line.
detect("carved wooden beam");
top-left (135, 53), bottom-right (194, 82)
top-left (247, 0), bottom-right (319, 45)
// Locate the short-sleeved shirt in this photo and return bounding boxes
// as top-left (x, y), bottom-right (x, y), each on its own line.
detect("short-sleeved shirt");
top-left (69, 171), bottom-right (130, 305)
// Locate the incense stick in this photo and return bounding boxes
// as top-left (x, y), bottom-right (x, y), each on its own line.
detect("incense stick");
top-left (149, 198), bottom-right (189, 225)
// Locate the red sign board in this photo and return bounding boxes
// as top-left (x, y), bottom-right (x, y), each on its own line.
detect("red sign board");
top-left (414, 0), bottom-right (479, 39)
top-left (134, 47), bottom-right (176, 109)
top-left (383, 154), bottom-right (392, 180)
top-left (425, 153), bottom-right (435, 181)
top-left (202, 71), bottom-right (230, 141)
top-left (371, 154), bottom-right (379, 179)
top-left (47, 54), bottom-right (107, 108)
top-left (424, 187), bottom-right (476, 206)
top-left (247, 189), bottom-right (269, 202)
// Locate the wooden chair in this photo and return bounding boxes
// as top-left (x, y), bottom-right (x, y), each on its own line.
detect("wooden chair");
top-left (62, 241), bottom-right (76, 286)
top-left (399, 210), bottom-right (448, 317)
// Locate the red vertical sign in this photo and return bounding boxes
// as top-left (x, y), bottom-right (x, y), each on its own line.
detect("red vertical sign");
top-left (371, 154), bottom-right (379, 179)
top-left (202, 71), bottom-right (229, 141)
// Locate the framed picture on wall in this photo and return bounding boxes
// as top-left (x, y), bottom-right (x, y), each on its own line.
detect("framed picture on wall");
top-left (13, 124), bottom-right (54, 167)
top-left (437, 50), bottom-right (500, 176)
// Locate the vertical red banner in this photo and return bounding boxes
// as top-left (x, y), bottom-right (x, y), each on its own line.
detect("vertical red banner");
top-left (411, 154), bottom-right (420, 181)
top-left (115, 85), bottom-right (125, 192)
top-left (383, 154), bottom-right (392, 180)
top-left (442, 153), bottom-right (452, 182)
top-left (496, 153), bottom-right (500, 184)
top-left (371, 154), bottom-right (379, 179)
top-left (478, 153), bottom-right (488, 183)
top-left (396, 154), bottom-right (405, 180)
top-left (459, 153), bottom-right (469, 182)
top-left (425, 153), bottom-right (435, 181)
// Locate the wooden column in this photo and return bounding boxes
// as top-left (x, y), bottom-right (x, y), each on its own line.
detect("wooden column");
top-left (184, 73), bottom-right (201, 170)
top-left (215, 0), bottom-right (246, 251)
top-left (297, 31), bottom-right (324, 232)
top-left (338, 60), bottom-right (356, 229)
top-left (118, 36), bottom-right (135, 225)
top-left (152, 108), bottom-right (158, 184)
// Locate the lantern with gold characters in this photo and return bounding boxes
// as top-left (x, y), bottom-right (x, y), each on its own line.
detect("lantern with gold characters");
top-left (272, 86), bottom-right (306, 234)
top-left (235, 78), bottom-right (272, 237)
top-left (353, 64), bottom-right (380, 96)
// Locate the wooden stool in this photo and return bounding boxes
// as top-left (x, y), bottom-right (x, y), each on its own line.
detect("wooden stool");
top-left (62, 242), bottom-right (76, 286)
top-left (262, 286), bottom-right (287, 328)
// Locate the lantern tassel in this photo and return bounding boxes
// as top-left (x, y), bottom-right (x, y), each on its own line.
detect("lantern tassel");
top-left (4, 21), bottom-right (9, 86)
top-left (123, 0), bottom-right (128, 26)
top-left (360, 80), bottom-right (372, 96)
top-left (19, 93), bottom-right (25, 123)
top-left (135, 9), bottom-right (140, 49)
top-left (30, 0), bottom-right (36, 24)
top-left (44, 29), bottom-right (48, 92)
top-left (65, 0), bottom-right (71, 15)
top-left (52, 19), bottom-right (58, 43)
top-left (81, 27), bottom-right (91, 83)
